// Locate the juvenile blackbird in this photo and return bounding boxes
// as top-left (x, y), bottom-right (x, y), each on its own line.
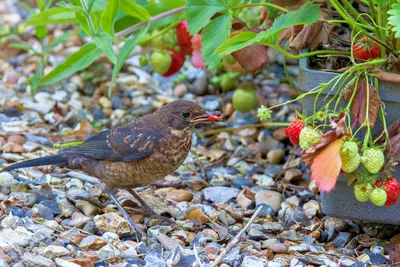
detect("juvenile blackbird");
top-left (1, 100), bottom-right (222, 237)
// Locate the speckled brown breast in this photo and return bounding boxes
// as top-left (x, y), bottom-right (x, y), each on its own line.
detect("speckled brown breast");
top-left (74, 130), bottom-right (193, 189)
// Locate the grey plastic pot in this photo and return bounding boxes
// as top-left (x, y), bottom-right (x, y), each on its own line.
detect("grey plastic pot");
top-left (298, 55), bottom-right (400, 225)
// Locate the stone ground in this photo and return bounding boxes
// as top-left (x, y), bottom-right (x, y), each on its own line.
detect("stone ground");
top-left (0, 1), bottom-right (399, 267)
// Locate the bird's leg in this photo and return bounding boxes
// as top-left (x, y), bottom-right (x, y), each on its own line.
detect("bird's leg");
top-left (126, 188), bottom-right (176, 225)
top-left (108, 192), bottom-right (147, 239)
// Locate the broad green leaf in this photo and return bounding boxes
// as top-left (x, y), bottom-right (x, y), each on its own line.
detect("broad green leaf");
top-left (120, 0), bottom-right (150, 21)
top-left (201, 14), bottom-right (232, 69)
top-left (25, 7), bottom-right (76, 26)
top-left (388, 4), bottom-right (400, 38)
top-left (215, 32), bottom-right (257, 54)
top-left (93, 32), bottom-right (117, 63)
top-left (101, 0), bottom-right (120, 37)
top-left (39, 43), bottom-right (103, 86)
top-left (109, 24), bottom-right (149, 97)
top-left (216, 1), bottom-right (320, 55)
top-left (92, 0), bottom-right (108, 12)
top-left (8, 43), bottom-right (34, 52)
top-left (186, 0), bottom-right (228, 35)
top-left (37, 0), bottom-right (45, 11)
top-left (45, 31), bottom-right (72, 52)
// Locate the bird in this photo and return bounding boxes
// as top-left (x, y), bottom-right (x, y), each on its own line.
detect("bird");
top-left (1, 100), bottom-right (222, 238)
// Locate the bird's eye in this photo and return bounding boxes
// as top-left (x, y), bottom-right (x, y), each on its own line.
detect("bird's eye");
top-left (181, 110), bottom-right (191, 118)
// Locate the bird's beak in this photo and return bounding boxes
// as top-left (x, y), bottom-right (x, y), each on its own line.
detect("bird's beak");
top-left (190, 111), bottom-right (223, 123)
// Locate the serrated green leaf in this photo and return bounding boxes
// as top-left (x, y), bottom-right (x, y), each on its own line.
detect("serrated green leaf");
top-left (8, 43), bottom-right (34, 52)
top-left (186, 0), bottom-right (228, 35)
top-left (109, 24), bottom-right (149, 97)
top-left (93, 31), bottom-right (117, 63)
top-left (120, 0), bottom-right (150, 21)
top-left (216, 1), bottom-right (320, 55)
top-left (25, 7), bottom-right (76, 26)
top-left (39, 43), bottom-right (103, 86)
top-left (215, 32), bottom-right (257, 54)
top-left (388, 4), bottom-right (400, 38)
top-left (201, 14), bottom-right (232, 70)
top-left (100, 0), bottom-right (119, 37)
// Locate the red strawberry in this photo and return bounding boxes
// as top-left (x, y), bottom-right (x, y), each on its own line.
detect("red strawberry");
top-left (176, 20), bottom-right (193, 55)
top-left (384, 178), bottom-right (400, 206)
top-left (191, 34), bottom-right (202, 51)
top-left (162, 48), bottom-right (185, 77)
top-left (353, 37), bottom-right (381, 60)
top-left (285, 116), bottom-right (304, 146)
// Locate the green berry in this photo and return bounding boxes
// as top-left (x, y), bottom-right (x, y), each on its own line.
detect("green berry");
top-left (232, 88), bottom-right (258, 113)
top-left (299, 127), bottom-right (322, 150)
top-left (361, 148), bottom-right (385, 174)
top-left (340, 141), bottom-right (359, 158)
top-left (139, 55), bottom-right (149, 66)
top-left (341, 153), bottom-right (360, 173)
top-left (220, 72), bottom-right (239, 92)
top-left (354, 183), bottom-right (372, 202)
top-left (370, 188), bottom-right (387, 206)
top-left (150, 50), bottom-right (172, 75)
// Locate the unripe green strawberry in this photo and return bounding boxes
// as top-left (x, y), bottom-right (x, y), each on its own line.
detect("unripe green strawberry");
top-left (370, 188), bottom-right (387, 206)
top-left (299, 127), bottom-right (322, 150)
top-left (139, 55), bottom-right (148, 66)
top-left (150, 50), bottom-right (172, 75)
top-left (220, 72), bottom-right (239, 92)
top-left (341, 153), bottom-right (360, 173)
top-left (361, 148), bottom-right (385, 174)
top-left (340, 141), bottom-right (359, 158)
top-left (232, 88), bottom-right (258, 113)
top-left (354, 183), bottom-right (372, 202)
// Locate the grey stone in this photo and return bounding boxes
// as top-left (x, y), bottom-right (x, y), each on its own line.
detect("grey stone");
top-left (203, 187), bottom-right (239, 203)
top-left (22, 252), bottom-right (54, 267)
top-left (241, 256), bottom-right (267, 267)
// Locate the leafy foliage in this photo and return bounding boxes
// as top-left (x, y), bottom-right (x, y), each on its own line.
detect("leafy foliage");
top-left (388, 4), bottom-right (400, 38)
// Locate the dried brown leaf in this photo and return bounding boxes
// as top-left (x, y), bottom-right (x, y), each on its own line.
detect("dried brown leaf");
top-left (272, 0), bottom-right (308, 10)
top-left (388, 134), bottom-right (400, 164)
top-left (350, 79), bottom-right (381, 128)
top-left (372, 69), bottom-right (400, 83)
top-left (232, 44), bottom-right (268, 73)
top-left (390, 244), bottom-right (400, 267)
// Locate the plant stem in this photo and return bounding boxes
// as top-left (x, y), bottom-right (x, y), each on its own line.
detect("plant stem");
top-left (341, 0), bottom-right (371, 28)
top-left (138, 21), bottom-right (179, 45)
top-left (274, 45), bottom-right (350, 59)
top-left (53, 141), bottom-right (84, 149)
top-left (233, 3), bottom-right (289, 13)
top-left (329, 0), bottom-right (375, 32)
top-left (198, 122), bottom-right (290, 137)
top-left (115, 6), bottom-right (185, 38)
top-left (81, 0), bottom-right (96, 36)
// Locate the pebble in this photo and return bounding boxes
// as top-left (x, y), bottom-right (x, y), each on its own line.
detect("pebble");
top-left (22, 252), bottom-right (54, 267)
top-left (54, 258), bottom-right (80, 267)
top-left (7, 135), bottom-right (26, 145)
top-left (165, 189), bottom-right (193, 202)
top-left (333, 232), bottom-right (352, 248)
top-left (241, 256), bottom-right (267, 267)
top-left (39, 245), bottom-right (71, 258)
top-left (99, 96), bottom-right (112, 108)
top-left (203, 187), bottom-right (239, 203)
top-left (1, 142), bottom-right (24, 153)
top-left (68, 212), bottom-right (90, 228)
top-left (253, 174), bottom-right (274, 187)
top-left (191, 71), bottom-right (208, 96)
top-left (0, 172), bottom-right (14, 185)
top-left (324, 217), bottom-right (348, 232)
top-left (255, 190), bottom-right (283, 213)
top-left (283, 169), bottom-right (302, 183)
top-left (94, 213), bottom-right (131, 236)
top-left (174, 83), bottom-right (188, 98)
top-left (79, 236), bottom-right (107, 251)
top-left (98, 244), bottom-right (120, 260)
top-left (75, 200), bottom-right (100, 216)
top-left (267, 149), bottom-right (285, 164)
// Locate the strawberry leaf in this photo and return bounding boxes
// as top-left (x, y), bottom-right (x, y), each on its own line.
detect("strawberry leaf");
top-left (388, 3), bottom-right (400, 38)
top-left (216, 1), bottom-right (320, 55)
top-left (201, 14), bottom-right (232, 70)
top-left (186, 0), bottom-right (228, 35)
top-left (232, 44), bottom-right (268, 73)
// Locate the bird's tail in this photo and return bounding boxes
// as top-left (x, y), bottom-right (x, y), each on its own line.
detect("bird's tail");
top-left (0, 154), bottom-right (69, 173)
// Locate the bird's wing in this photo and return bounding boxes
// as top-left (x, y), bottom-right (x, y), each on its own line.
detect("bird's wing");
top-left (64, 121), bottom-right (163, 162)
